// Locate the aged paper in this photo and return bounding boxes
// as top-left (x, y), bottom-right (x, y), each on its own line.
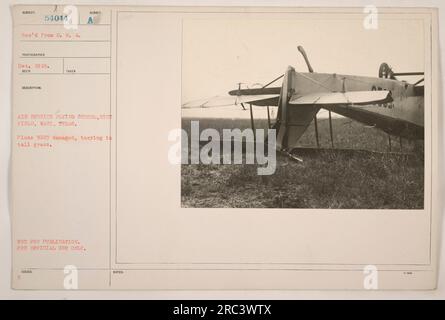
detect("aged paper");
top-left (11, 5), bottom-right (440, 289)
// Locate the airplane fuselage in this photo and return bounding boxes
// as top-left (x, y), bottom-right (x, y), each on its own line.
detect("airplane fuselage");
top-left (323, 73), bottom-right (424, 140)
top-left (232, 70), bottom-right (424, 141)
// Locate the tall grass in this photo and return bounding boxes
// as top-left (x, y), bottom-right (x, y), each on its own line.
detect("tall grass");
top-left (181, 117), bottom-right (424, 209)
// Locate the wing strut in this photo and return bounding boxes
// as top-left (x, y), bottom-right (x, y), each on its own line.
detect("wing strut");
top-left (248, 103), bottom-right (256, 144)
top-left (262, 74), bottom-right (284, 89)
top-left (313, 114), bottom-right (320, 148)
top-left (266, 106), bottom-right (271, 129)
top-left (413, 78), bottom-right (424, 86)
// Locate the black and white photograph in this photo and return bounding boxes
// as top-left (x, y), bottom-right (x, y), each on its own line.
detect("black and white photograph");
top-left (4, 3), bottom-right (441, 294)
top-left (181, 15), bottom-right (425, 209)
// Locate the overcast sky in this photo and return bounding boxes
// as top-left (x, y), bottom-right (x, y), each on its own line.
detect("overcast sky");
top-left (182, 13), bottom-right (425, 119)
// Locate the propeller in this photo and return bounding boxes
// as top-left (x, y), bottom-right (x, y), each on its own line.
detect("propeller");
top-left (297, 45), bottom-right (314, 73)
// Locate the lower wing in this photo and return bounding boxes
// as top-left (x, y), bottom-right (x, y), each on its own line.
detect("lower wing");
top-left (182, 94), bottom-right (279, 108)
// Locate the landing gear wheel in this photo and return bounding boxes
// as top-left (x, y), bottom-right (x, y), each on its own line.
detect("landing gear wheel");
top-left (378, 63), bottom-right (395, 79)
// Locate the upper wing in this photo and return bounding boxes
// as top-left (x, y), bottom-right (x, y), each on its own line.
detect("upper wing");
top-left (182, 94), bottom-right (279, 109)
top-left (289, 90), bottom-right (392, 106)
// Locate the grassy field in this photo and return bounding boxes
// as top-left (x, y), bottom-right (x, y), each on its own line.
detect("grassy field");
top-left (181, 117), bottom-right (424, 209)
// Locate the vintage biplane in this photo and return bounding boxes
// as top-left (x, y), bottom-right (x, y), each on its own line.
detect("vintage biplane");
top-left (182, 46), bottom-right (424, 153)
